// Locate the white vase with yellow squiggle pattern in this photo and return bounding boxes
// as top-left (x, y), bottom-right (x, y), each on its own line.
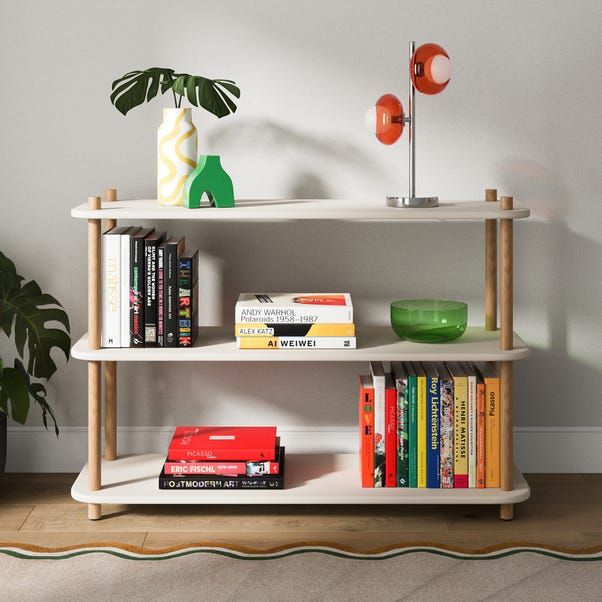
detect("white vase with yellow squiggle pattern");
top-left (157, 108), bottom-right (197, 206)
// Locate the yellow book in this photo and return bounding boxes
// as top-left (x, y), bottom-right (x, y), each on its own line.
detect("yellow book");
top-left (448, 362), bottom-right (468, 488)
top-left (413, 363), bottom-right (427, 488)
top-left (475, 362), bottom-right (500, 488)
top-left (234, 323), bottom-right (356, 337)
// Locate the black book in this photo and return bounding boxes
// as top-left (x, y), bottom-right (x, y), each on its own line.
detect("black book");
top-left (163, 236), bottom-right (185, 347)
top-left (158, 448), bottom-right (285, 490)
top-left (178, 248), bottom-right (199, 347)
top-left (144, 231), bottom-right (166, 347)
top-left (130, 228), bottom-right (154, 347)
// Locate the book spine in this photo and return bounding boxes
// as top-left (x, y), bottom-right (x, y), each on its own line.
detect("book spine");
top-left (164, 242), bottom-right (178, 347)
top-left (485, 376), bottom-right (500, 487)
top-left (467, 374), bottom-right (477, 487)
top-left (236, 337), bottom-right (356, 349)
top-left (235, 306), bottom-right (353, 324)
top-left (130, 236), bottom-right (145, 347)
top-left (159, 476), bottom-right (283, 489)
top-left (177, 256), bottom-right (195, 347)
top-left (453, 376), bottom-right (468, 488)
top-left (157, 244), bottom-right (165, 347)
top-left (144, 239), bottom-right (158, 346)
top-left (373, 376), bottom-right (385, 488)
top-left (477, 381), bottom-right (486, 488)
top-left (439, 378), bottom-right (454, 488)
top-left (359, 379), bottom-right (374, 488)
top-left (101, 234), bottom-right (120, 347)
top-left (417, 374), bottom-right (427, 488)
top-left (167, 448), bottom-right (275, 462)
top-left (385, 382), bottom-right (397, 488)
top-left (396, 378), bottom-right (409, 487)
top-left (235, 323), bottom-right (356, 337)
top-left (120, 233), bottom-right (130, 347)
top-left (164, 460), bottom-right (280, 476)
top-left (408, 376), bottom-right (418, 488)
top-left (426, 375), bottom-right (440, 488)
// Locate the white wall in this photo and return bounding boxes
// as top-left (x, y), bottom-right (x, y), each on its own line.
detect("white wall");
top-left (1, 0), bottom-right (601, 470)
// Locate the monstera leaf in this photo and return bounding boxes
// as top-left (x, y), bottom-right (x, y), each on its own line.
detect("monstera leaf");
top-left (110, 67), bottom-right (240, 118)
top-left (110, 67), bottom-right (176, 115)
top-left (172, 74), bottom-right (240, 118)
top-left (0, 250), bottom-right (70, 433)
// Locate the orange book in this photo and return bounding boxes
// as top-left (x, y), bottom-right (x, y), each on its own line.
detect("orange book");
top-left (476, 373), bottom-right (486, 488)
top-left (476, 362), bottom-right (499, 488)
top-left (358, 375), bottom-right (375, 487)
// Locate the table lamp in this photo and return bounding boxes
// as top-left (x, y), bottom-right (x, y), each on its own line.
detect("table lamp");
top-left (365, 41), bottom-right (452, 208)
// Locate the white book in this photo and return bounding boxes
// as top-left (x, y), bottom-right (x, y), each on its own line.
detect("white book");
top-left (463, 362), bottom-right (477, 488)
top-left (120, 227), bottom-right (140, 347)
top-left (370, 361), bottom-right (386, 487)
top-left (101, 227), bottom-right (128, 347)
top-left (235, 293), bottom-right (353, 324)
top-left (236, 336), bottom-right (356, 349)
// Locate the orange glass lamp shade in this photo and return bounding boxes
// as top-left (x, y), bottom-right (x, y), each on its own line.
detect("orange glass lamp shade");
top-left (363, 93), bottom-right (404, 145)
top-left (410, 43), bottom-right (452, 95)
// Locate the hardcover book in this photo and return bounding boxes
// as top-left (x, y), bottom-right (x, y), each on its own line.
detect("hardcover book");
top-left (463, 362), bottom-right (477, 488)
top-left (475, 368), bottom-right (486, 488)
top-left (120, 226), bottom-right (141, 347)
top-left (178, 248), bottom-right (198, 347)
top-left (369, 361), bottom-right (386, 487)
top-left (358, 375), bottom-right (374, 488)
top-left (235, 293), bottom-right (353, 324)
top-left (235, 323), bottom-right (356, 337)
top-left (130, 228), bottom-right (154, 347)
top-left (236, 336), bottom-right (356, 349)
top-left (391, 362), bottom-right (409, 487)
top-left (448, 362), bottom-right (468, 488)
top-left (167, 426), bottom-right (277, 462)
top-left (163, 236), bottom-right (185, 347)
top-left (475, 362), bottom-right (500, 488)
top-left (384, 372), bottom-right (397, 488)
top-left (424, 363), bottom-right (441, 489)
top-left (144, 231), bottom-right (166, 347)
top-left (157, 242), bottom-right (165, 347)
top-left (412, 362), bottom-right (427, 488)
top-left (435, 362), bottom-right (454, 489)
top-left (164, 445), bottom-right (282, 476)
top-left (405, 362), bottom-right (418, 488)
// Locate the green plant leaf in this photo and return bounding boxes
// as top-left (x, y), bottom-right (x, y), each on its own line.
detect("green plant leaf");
top-left (110, 68), bottom-right (176, 115)
top-left (0, 366), bottom-right (30, 424)
top-left (173, 74), bottom-right (239, 118)
top-left (0, 250), bottom-right (71, 380)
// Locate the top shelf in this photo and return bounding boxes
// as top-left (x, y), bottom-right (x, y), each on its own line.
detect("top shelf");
top-left (71, 199), bottom-right (530, 222)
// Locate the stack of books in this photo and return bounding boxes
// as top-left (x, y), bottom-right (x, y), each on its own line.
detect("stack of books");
top-left (101, 227), bottom-right (198, 348)
top-left (235, 293), bottom-right (356, 349)
top-left (159, 426), bottom-right (285, 489)
top-left (359, 361), bottom-right (499, 489)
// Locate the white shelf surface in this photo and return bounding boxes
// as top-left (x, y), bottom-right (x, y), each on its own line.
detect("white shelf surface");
top-left (71, 198), bottom-right (530, 222)
top-left (71, 453), bottom-right (530, 505)
top-left (71, 326), bottom-right (529, 362)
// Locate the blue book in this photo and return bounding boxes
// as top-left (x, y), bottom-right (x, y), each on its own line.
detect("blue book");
top-left (424, 363), bottom-right (440, 488)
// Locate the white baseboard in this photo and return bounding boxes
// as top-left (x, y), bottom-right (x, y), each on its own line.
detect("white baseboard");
top-left (5, 426), bottom-right (602, 473)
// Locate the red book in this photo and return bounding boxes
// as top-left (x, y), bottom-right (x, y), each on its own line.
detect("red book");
top-left (167, 426), bottom-right (277, 461)
top-left (358, 375), bottom-right (374, 487)
top-left (385, 373), bottom-right (397, 487)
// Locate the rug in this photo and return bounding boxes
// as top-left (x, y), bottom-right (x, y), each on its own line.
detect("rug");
top-left (1, 543), bottom-right (601, 602)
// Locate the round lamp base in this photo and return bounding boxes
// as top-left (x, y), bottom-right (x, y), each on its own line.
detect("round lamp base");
top-left (386, 196), bottom-right (439, 208)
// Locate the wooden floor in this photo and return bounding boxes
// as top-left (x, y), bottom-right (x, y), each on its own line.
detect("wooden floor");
top-left (0, 473), bottom-right (600, 552)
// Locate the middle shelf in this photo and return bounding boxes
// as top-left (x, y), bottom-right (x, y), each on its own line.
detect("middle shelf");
top-left (71, 326), bottom-right (528, 362)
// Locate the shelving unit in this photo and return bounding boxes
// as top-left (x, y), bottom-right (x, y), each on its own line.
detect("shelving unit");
top-left (70, 192), bottom-right (530, 520)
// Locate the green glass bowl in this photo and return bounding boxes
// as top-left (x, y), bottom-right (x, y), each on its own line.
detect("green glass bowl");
top-left (390, 299), bottom-right (467, 343)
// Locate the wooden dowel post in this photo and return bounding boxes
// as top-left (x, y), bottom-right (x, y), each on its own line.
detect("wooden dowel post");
top-left (499, 195), bottom-right (514, 520)
top-left (103, 188), bottom-right (117, 461)
top-left (88, 196), bottom-right (102, 520)
top-left (485, 189), bottom-right (498, 331)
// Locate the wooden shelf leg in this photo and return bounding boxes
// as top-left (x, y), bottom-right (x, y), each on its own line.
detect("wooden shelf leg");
top-left (88, 196), bottom-right (102, 520)
top-left (499, 196), bottom-right (514, 520)
top-left (103, 188), bottom-right (118, 461)
top-left (485, 188), bottom-right (498, 331)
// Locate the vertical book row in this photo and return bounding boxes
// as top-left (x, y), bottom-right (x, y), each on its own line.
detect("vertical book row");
top-left (101, 226), bottom-right (198, 348)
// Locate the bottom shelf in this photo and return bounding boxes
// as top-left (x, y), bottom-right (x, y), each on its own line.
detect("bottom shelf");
top-left (71, 453), bottom-right (530, 505)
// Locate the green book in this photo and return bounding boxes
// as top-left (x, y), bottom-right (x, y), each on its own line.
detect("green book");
top-left (391, 362), bottom-right (409, 487)
top-left (405, 363), bottom-right (418, 488)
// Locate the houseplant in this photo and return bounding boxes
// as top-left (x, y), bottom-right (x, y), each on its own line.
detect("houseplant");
top-left (110, 68), bottom-right (240, 206)
top-left (0, 251), bottom-right (70, 474)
